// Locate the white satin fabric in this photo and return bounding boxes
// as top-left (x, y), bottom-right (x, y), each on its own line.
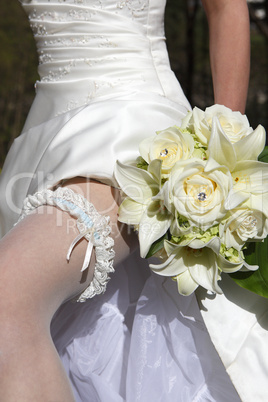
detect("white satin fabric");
top-left (0, 0), bottom-right (267, 401)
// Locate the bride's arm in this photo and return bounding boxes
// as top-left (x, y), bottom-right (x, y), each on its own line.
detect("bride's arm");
top-left (201, 0), bottom-right (250, 113)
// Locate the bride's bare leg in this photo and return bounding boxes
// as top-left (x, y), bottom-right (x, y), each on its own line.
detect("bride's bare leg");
top-left (0, 179), bottom-right (136, 401)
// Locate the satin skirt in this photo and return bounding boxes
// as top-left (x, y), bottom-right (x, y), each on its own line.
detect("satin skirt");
top-left (51, 252), bottom-right (241, 402)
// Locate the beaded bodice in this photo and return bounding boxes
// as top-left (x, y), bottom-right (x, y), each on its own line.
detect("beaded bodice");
top-left (20, 0), bottom-right (189, 127)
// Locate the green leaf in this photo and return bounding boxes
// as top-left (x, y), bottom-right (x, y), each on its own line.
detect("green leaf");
top-left (146, 232), bottom-right (169, 258)
top-left (258, 145), bottom-right (268, 163)
top-left (229, 237), bottom-right (268, 298)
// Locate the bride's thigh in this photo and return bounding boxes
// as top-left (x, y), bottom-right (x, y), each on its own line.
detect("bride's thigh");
top-left (62, 177), bottom-right (138, 264)
top-left (0, 178), bottom-right (137, 326)
top-left (0, 205), bottom-right (91, 325)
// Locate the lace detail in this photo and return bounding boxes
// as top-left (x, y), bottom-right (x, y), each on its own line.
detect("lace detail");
top-left (24, 0), bottom-right (149, 22)
top-left (17, 187), bottom-right (115, 302)
top-left (39, 51), bottom-right (53, 64)
top-left (41, 34), bottom-right (115, 48)
top-left (116, 0), bottom-right (148, 18)
top-left (19, 0), bottom-right (170, 119)
top-left (53, 76), bottom-right (145, 115)
top-left (40, 57), bottom-right (123, 81)
top-left (41, 60), bottom-right (76, 81)
top-left (29, 7), bottom-right (97, 23)
top-left (38, 35), bottom-right (117, 68)
top-left (30, 21), bottom-right (48, 35)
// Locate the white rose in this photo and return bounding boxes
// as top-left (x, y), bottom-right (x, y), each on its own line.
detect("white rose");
top-left (184, 105), bottom-right (253, 146)
top-left (221, 208), bottom-right (268, 250)
top-left (139, 126), bottom-right (194, 174)
top-left (204, 105), bottom-right (253, 143)
top-left (167, 158), bottom-right (232, 230)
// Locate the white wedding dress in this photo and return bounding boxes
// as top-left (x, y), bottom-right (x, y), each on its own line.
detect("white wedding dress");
top-left (0, 1), bottom-right (268, 401)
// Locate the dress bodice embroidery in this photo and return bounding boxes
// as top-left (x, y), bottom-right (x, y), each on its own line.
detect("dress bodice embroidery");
top-left (19, 0), bottom-right (190, 121)
top-left (20, 0), bottom-right (164, 85)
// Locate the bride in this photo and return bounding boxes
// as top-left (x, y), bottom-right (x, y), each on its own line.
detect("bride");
top-left (1, 0), bottom-right (264, 401)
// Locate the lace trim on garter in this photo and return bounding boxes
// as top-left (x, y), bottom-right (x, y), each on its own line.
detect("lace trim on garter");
top-left (17, 187), bottom-right (115, 302)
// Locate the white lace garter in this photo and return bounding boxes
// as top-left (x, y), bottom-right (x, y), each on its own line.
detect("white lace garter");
top-left (17, 187), bottom-right (115, 302)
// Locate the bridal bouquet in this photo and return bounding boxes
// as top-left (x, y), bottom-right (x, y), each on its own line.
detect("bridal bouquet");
top-left (115, 105), bottom-right (268, 297)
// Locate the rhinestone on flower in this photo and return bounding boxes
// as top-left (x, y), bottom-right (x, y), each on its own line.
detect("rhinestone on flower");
top-left (197, 192), bottom-right (207, 201)
top-left (160, 148), bottom-right (168, 157)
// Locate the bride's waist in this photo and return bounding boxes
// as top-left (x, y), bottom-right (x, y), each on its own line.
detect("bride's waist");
top-left (37, 55), bottom-right (161, 84)
top-left (34, 75), bottom-right (165, 119)
top-left (28, 39), bottom-right (191, 126)
top-left (36, 32), bottom-right (166, 81)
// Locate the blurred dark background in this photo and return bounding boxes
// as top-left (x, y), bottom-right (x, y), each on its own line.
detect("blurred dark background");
top-left (0, 0), bottom-right (267, 167)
